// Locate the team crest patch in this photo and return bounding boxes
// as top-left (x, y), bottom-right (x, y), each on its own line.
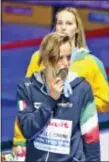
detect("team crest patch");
top-left (34, 102), bottom-right (42, 109)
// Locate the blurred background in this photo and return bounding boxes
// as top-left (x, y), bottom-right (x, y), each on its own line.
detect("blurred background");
top-left (1, 0), bottom-right (109, 158)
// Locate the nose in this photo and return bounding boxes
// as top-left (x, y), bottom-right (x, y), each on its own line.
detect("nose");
top-left (63, 57), bottom-right (69, 68)
top-left (61, 24), bottom-right (66, 32)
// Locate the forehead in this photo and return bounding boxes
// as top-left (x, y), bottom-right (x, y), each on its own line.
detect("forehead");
top-left (57, 11), bottom-right (76, 21)
top-left (60, 42), bottom-right (72, 56)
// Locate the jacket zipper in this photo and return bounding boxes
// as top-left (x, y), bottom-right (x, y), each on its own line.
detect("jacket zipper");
top-left (45, 152), bottom-right (49, 162)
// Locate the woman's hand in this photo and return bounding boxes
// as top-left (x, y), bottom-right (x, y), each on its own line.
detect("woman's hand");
top-left (48, 77), bottom-right (64, 100)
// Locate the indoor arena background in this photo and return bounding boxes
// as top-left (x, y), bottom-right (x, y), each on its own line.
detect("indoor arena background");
top-left (1, 1), bottom-right (109, 161)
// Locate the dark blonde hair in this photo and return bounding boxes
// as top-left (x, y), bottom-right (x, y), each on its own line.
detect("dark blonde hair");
top-left (56, 7), bottom-right (86, 48)
top-left (38, 32), bottom-right (72, 67)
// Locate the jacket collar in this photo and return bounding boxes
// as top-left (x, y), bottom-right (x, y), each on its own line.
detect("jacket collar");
top-left (31, 72), bottom-right (49, 95)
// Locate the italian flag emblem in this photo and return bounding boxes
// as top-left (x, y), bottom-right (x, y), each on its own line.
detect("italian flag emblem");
top-left (18, 100), bottom-right (27, 111)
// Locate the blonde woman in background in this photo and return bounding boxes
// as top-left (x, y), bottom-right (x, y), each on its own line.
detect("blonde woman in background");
top-left (13, 7), bottom-right (109, 157)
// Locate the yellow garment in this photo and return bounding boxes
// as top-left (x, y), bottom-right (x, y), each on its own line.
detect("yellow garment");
top-left (13, 50), bottom-right (109, 146)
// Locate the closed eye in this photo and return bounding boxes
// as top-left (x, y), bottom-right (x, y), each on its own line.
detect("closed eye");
top-left (59, 54), bottom-right (71, 61)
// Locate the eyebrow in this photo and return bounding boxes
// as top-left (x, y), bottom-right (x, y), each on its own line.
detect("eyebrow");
top-left (57, 20), bottom-right (73, 22)
top-left (59, 54), bottom-right (71, 57)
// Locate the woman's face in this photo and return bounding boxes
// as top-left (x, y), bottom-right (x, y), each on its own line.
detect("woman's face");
top-left (45, 41), bottom-right (72, 80)
top-left (56, 41), bottom-right (72, 72)
top-left (56, 11), bottom-right (77, 39)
